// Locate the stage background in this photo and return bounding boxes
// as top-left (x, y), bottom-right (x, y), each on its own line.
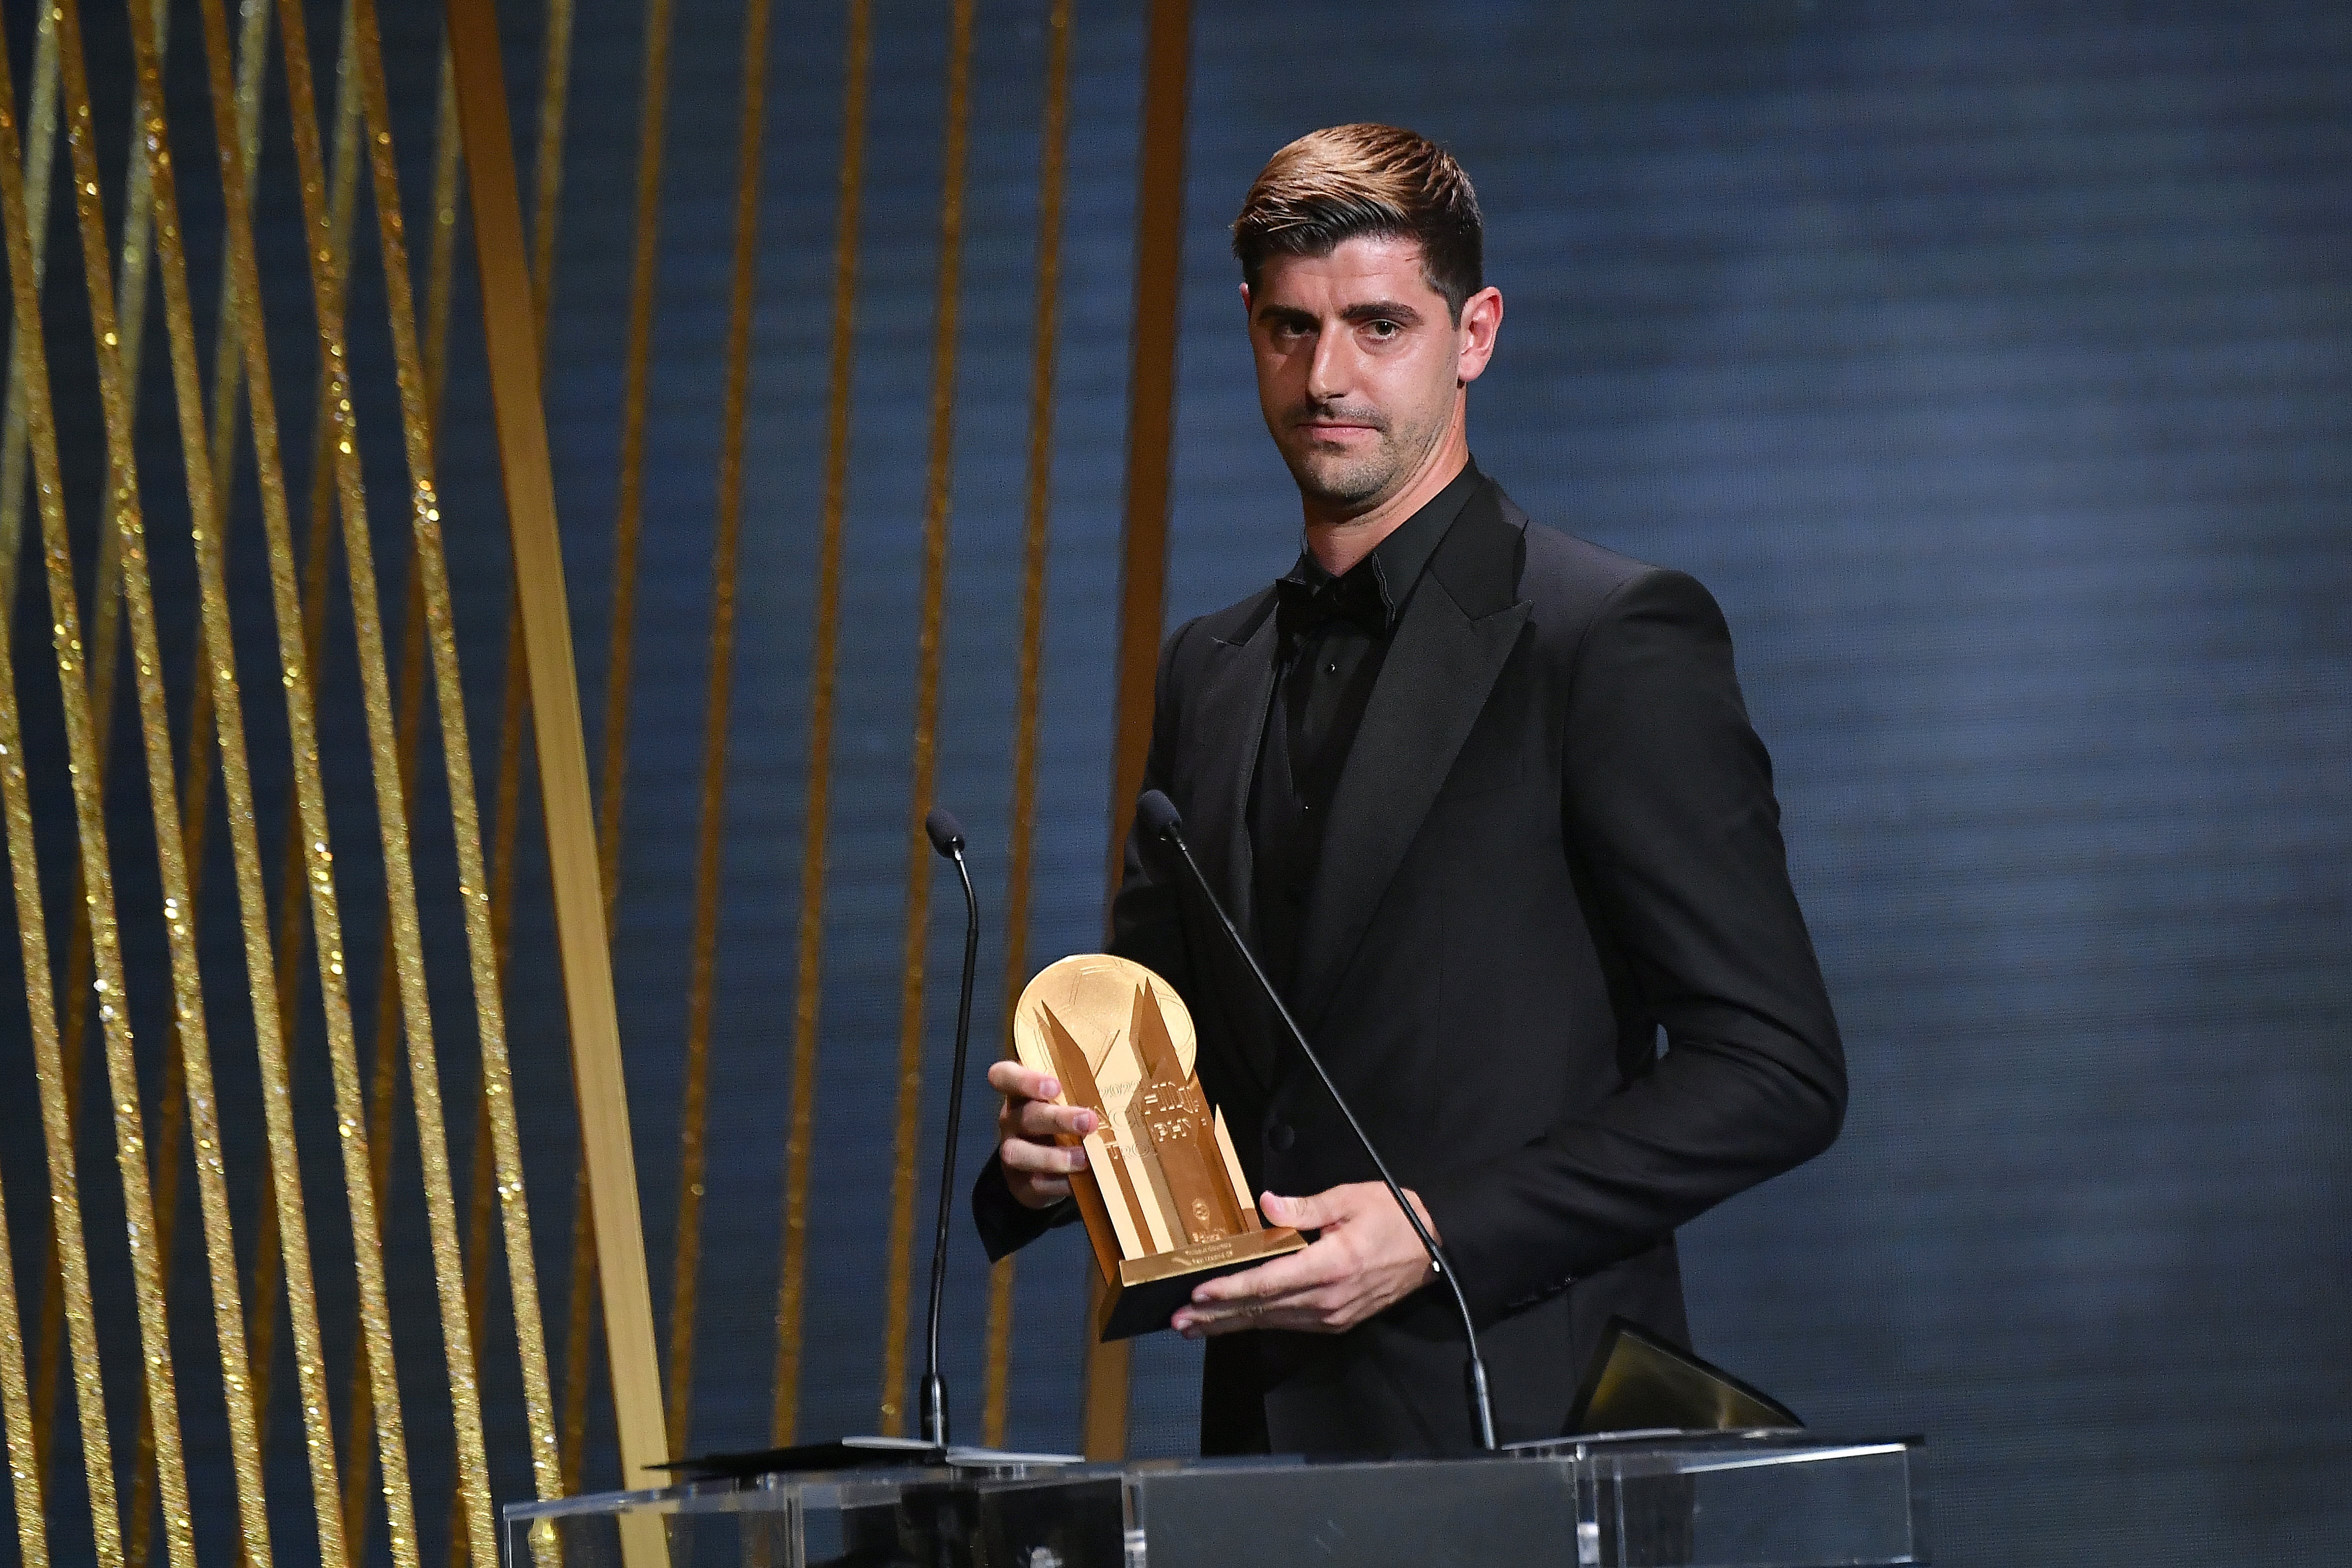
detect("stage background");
top-left (1, 1), bottom-right (2345, 1565)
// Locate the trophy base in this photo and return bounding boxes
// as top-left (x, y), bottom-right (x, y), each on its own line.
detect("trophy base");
top-left (1099, 1227), bottom-right (1309, 1341)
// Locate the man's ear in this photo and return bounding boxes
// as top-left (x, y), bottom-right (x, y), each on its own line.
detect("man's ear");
top-left (1456, 286), bottom-right (1504, 385)
top-left (1240, 281), bottom-right (1254, 319)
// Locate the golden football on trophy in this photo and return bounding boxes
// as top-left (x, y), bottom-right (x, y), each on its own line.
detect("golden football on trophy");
top-left (1012, 954), bottom-right (1307, 1340)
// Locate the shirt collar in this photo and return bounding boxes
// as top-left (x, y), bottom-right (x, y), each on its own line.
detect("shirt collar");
top-left (1280, 458), bottom-right (1481, 628)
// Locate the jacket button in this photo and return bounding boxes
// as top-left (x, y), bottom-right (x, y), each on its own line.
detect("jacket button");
top-left (1267, 1122), bottom-right (1296, 1153)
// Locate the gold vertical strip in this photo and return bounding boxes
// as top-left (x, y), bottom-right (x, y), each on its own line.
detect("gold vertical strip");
top-left (441, 0), bottom-right (669, 1518)
top-left (341, 563), bottom-right (428, 1562)
top-left (346, 23), bottom-right (478, 1568)
top-left (665, 0), bottom-right (770, 1455)
top-left (0, 42), bottom-right (125, 1568)
top-left (237, 0), bottom-right (374, 1538)
top-left (67, 3), bottom-right (284, 1560)
top-left (52, 4), bottom-right (278, 1562)
top-left (126, 3), bottom-right (271, 1547)
top-left (152, 0), bottom-right (360, 1555)
top-left (273, 0), bottom-right (507, 1557)
top-left (879, 0), bottom-right (978, 1439)
top-left (121, 77), bottom-right (271, 1468)
top-left (0, 621), bottom-right (116, 1568)
top-left (981, 0), bottom-right (1075, 1453)
top-left (38, 0), bottom-right (168, 1525)
top-left (1086, 0), bottom-right (1194, 1463)
top-left (241, 0), bottom-right (362, 1494)
top-left (0, 1160), bottom-right (50, 1567)
top-left (562, 0), bottom-right (673, 1481)
top-left (0, 3), bottom-right (60, 617)
top-left (351, 0), bottom-right (566, 1535)
top-left (771, 0), bottom-right (872, 1445)
top-left (36, 68), bottom-right (145, 1526)
top-left (13, 8), bottom-right (73, 1489)
top-left (11, 4), bottom-right (198, 1562)
top-left (191, 0), bottom-right (406, 1556)
top-left (449, 1), bottom-right (574, 1552)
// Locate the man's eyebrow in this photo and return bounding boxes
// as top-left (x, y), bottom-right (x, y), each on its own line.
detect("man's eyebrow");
top-left (1253, 299), bottom-right (1427, 327)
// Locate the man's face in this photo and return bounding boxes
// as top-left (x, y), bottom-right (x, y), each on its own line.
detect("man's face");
top-left (1244, 234), bottom-right (1499, 516)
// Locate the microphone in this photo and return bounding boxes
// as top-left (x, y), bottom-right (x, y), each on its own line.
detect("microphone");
top-left (919, 807), bottom-right (981, 1447)
top-left (1135, 789), bottom-right (1499, 1452)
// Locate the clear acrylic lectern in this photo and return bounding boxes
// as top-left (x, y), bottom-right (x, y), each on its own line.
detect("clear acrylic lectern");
top-left (504, 1431), bottom-right (1926, 1567)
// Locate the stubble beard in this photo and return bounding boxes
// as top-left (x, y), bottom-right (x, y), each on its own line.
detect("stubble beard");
top-left (1279, 400), bottom-right (1443, 514)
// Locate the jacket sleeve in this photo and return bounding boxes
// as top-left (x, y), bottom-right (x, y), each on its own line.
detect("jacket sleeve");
top-left (971, 618), bottom-right (1204, 1262)
top-left (1414, 568), bottom-right (1846, 1324)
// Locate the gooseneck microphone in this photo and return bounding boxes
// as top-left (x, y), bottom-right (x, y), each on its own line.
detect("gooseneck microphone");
top-left (920, 807), bottom-right (982, 1448)
top-left (1135, 789), bottom-right (1499, 1452)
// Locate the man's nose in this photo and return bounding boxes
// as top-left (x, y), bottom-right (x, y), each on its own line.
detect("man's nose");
top-left (1306, 323), bottom-right (1351, 401)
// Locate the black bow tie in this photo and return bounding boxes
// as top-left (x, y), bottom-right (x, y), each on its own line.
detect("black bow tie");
top-left (1275, 563), bottom-right (1392, 649)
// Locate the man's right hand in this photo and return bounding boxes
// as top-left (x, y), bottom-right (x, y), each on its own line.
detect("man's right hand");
top-left (988, 1060), bottom-right (1097, 1210)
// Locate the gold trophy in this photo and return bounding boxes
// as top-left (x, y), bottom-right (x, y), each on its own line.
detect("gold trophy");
top-left (1012, 954), bottom-right (1306, 1339)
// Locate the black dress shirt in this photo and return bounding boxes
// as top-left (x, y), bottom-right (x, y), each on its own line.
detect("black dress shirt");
top-left (1248, 462), bottom-right (1481, 999)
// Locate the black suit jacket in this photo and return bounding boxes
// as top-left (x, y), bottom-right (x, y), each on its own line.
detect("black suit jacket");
top-left (976, 476), bottom-right (1844, 1455)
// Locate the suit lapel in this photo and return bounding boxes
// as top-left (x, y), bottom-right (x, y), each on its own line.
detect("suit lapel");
top-left (1290, 483), bottom-right (1531, 1033)
top-left (1187, 596), bottom-right (1281, 1090)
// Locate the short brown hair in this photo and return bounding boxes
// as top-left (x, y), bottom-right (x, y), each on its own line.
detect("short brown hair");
top-left (1232, 124), bottom-right (1484, 322)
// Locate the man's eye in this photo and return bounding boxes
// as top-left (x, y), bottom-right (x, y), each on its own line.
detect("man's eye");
top-left (1363, 320), bottom-right (1400, 340)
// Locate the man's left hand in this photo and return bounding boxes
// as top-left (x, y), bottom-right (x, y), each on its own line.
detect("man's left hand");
top-left (1171, 1184), bottom-right (1440, 1338)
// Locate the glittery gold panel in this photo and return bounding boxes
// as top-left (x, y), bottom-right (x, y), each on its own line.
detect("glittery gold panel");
top-left (350, 0), bottom-right (567, 1544)
top-left (4, 0), bottom-right (1138, 1543)
top-left (440, 0), bottom-right (666, 1519)
top-left (347, 538), bottom-right (429, 1566)
top-left (21, 5), bottom-right (202, 1564)
top-left (3, 0), bottom-right (600, 1557)
top-left (267, 0), bottom-right (502, 1559)
top-left (0, 35), bottom-right (125, 1566)
top-left (447, 8), bottom-right (577, 1558)
top-left (140, 0), bottom-right (360, 1555)
top-left (666, 0), bottom-right (771, 1457)
top-left (27, 0), bottom-right (157, 1513)
top-left (246, 0), bottom-right (364, 1498)
top-left (52, 4), bottom-right (275, 1566)
top-left (201, 0), bottom-right (412, 1556)
top-left (984, 0), bottom-right (1076, 1452)
top-left (127, 0), bottom-right (233, 1495)
top-left (177, 0), bottom-right (379, 1561)
top-left (774, 0), bottom-right (872, 1448)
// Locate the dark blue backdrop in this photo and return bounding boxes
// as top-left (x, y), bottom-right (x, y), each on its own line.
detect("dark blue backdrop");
top-left (2, 2), bottom-right (2345, 1565)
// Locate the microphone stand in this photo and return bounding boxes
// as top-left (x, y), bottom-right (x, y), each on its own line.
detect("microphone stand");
top-left (920, 809), bottom-right (982, 1448)
top-left (650, 808), bottom-right (988, 1481)
top-left (1140, 790), bottom-right (1498, 1452)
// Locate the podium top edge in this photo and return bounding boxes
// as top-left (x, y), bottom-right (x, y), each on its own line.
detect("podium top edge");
top-left (502, 1432), bottom-right (1927, 1523)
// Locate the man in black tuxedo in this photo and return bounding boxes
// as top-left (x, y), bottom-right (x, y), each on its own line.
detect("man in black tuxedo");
top-left (975, 124), bottom-right (1845, 1455)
